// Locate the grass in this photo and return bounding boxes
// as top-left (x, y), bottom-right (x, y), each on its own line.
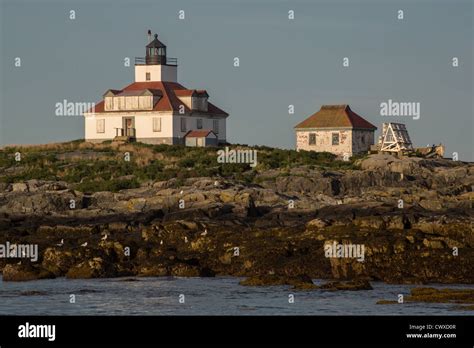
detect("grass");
top-left (0, 139), bottom-right (364, 192)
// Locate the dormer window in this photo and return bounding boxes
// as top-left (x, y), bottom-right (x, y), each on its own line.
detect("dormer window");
top-left (175, 90), bottom-right (209, 111)
top-left (193, 96), bottom-right (208, 112)
top-left (103, 89), bottom-right (161, 111)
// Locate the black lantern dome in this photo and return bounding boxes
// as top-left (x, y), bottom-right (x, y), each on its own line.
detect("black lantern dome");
top-left (146, 34), bottom-right (167, 65)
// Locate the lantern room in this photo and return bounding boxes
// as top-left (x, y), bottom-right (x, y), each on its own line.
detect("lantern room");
top-left (146, 34), bottom-right (167, 65)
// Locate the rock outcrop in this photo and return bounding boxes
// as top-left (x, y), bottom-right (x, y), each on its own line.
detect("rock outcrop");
top-left (0, 154), bottom-right (472, 284)
top-left (377, 287), bottom-right (474, 310)
top-left (2, 264), bottom-right (55, 281)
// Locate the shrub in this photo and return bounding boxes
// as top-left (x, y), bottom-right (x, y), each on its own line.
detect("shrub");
top-left (75, 177), bottom-right (140, 193)
top-left (178, 157), bottom-right (197, 168)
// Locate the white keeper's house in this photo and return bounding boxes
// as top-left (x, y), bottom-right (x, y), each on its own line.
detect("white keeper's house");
top-left (84, 31), bottom-right (229, 146)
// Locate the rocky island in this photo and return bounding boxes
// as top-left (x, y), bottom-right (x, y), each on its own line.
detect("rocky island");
top-left (0, 141), bottom-right (472, 287)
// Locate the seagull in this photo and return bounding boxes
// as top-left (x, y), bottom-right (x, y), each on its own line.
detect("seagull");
top-left (160, 240), bottom-right (163, 245)
top-left (101, 234), bottom-right (108, 241)
top-left (200, 229), bottom-right (208, 236)
top-left (81, 242), bottom-right (88, 247)
top-left (180, 190), bottom-right (184, 195)
top-left (56, 239), bottom-right (64, 247)
top-left (17, 261), bottom-right (21, 265)
top-left (214, 181), bottom-right (219, 186)
top-left (184, 236), bottom-right (188, 243)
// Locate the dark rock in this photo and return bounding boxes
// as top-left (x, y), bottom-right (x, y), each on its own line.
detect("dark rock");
top-left (171, 263), bottom-right (200, 277)
top-left (199, 267), bottom-right (216, 277)
top-left (20, 290), bottom-right (48, 296)
top-left (66, 258), bottom-right (117, 279)
top-left (406, 287), bottom-right (474, 304)
top-left (137, 265), bottom-right (168, 277)
top-left (318, 280), bottom-right (373, 291)
top-left (378, 287), bottom-right (474, 309)
top-left (239, 274), bottom-right (316, 289)
top-left (41, 248), bottom-right (76, 276)
top-left (453, 305), bottom-right (474, 311)
top-left (2, 264), bottom-right (56, 282)
top-left (246, 196), bottom-right (261, 217)
top-left (77, 289), bottom-right (100, 294)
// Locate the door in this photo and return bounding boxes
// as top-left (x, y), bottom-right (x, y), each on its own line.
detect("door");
top-left (123, 117), bottom-right (135, 137)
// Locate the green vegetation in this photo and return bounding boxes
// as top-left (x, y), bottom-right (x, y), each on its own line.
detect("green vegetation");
top-left (0, 140), bottom-right (363, 192)
top-left (76, 177), bottom-right (140, 193)
top-left (254, 146), bottom-right (365, 170)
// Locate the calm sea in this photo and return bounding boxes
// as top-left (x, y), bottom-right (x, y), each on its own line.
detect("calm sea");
top-left (0, 276), bottom-right (473, 315)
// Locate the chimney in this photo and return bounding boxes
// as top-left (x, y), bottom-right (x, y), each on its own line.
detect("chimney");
top-left (147, 29), bottom-right (152, 43)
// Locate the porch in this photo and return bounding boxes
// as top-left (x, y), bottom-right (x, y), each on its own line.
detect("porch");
top-left (113, 127), bottom-right (136, 142)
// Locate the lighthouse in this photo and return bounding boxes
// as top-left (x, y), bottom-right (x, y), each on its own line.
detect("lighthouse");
top-left (83, 30), bottom-right (228, 146)
top-left (134, 32), bottom-right (178, 83)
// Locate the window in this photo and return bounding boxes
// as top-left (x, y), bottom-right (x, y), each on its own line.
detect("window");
top-left (153, 117), bottom-right (161, 132)
top-left (96, 119), bottom-right (105, 133)
top-left (361, 134), bottom-right (365, 144)
top-left (146, 72), bottom-right (151, 81)
top-left (181, 118), bottom-right (186, 132)
top-left (309, 133), bottom-right (316, 145)
top-left (197, 119), bottom-right (203, 129)
top-left (213, 120), bottom-right (219, 134)
top-left (332, 133), bottom-right (339, 145)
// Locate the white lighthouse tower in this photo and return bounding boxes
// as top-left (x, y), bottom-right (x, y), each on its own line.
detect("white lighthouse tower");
top-left (134, 31), bottom-right (178, 83)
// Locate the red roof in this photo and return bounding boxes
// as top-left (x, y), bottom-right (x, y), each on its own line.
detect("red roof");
top-left (174, 89), bottom-right (208, 97)
top-left (87, 81), bottom-right (227, 116)
top-left (294, 105), bottom-right (377, 130)
top-left (184, 129), bottom-right (216, 138)
top-left (116, 89), bottom-right (163, 97)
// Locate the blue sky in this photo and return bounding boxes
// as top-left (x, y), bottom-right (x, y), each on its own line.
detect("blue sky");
top-left (1, 0), bottom-right (472, 160)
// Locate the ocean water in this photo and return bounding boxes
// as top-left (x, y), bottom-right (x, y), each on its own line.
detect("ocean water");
top-left (0, 276), bottom-right (473, 315)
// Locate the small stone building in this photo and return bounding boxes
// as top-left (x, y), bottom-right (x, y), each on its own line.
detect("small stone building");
top-left (184, 130), bottom-right (218, 147)
top-left (294, 105), bottom-right (377, 156)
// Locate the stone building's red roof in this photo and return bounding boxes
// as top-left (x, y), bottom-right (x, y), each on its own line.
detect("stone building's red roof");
top-left (294, 105), bottom-right (377, 130)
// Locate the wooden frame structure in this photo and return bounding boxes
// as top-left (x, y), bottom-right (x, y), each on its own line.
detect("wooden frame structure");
top-left (379, 122), bottom-right (413, 153)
